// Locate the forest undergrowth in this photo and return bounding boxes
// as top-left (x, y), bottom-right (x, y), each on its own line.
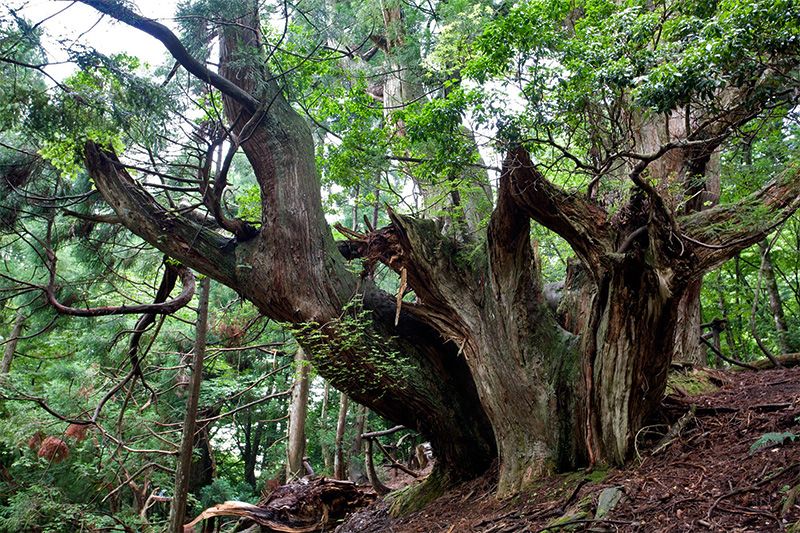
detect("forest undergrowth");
top-left (338, 366), bottom-right (800, 533)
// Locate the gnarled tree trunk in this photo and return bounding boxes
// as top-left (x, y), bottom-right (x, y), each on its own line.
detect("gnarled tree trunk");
top-left (76, 0), bottom-right (800, 504)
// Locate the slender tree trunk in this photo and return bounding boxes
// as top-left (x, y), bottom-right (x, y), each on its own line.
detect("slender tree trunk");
top-left (169, 276), bottom-right (210, 533)
top-left (717, 273), bottom-right (739, 363)
top-left (319, 382), bottom-right (332, 472)
top-left (189, 420), bottom-right (216, 493)
top-left (672, 280), bottom-right (706, 365)
top-left (759, 240), bottom-right (794, 354)
top-left (348, 404), bottom-right (367, 483)
top-left (333, 393), bottom-right (349, 480)
top-left (286, 347), bottom-right (310, 480)
top-left (1, 311), bottom-right (24, 374)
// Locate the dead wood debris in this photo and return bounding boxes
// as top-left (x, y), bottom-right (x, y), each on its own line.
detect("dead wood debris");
top-left (185, 477), bottom-right (375, 532)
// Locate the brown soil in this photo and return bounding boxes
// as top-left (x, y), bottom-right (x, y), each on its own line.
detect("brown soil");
top-left (338, 366), bottom-right (800, 532)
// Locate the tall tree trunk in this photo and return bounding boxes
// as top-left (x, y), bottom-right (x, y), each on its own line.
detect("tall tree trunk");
top-left (169, 276), bottom-right (210, 533)
top-left (672, 280), bottom-right (706, 365)
top-left (584, 257), bottom-right (683, 464)
top-left (333, 393), bottom-right (349, 480)
top-left (1, 310), bottom-right (24, 375)
top-left (759, 240), bottom-right (794, 354)
top-left (286, 347), bottom-right (310, 480)
top-left (348, 404), bottom-right (367, 483)
top-left (319, 382), bottom-right (332, 472)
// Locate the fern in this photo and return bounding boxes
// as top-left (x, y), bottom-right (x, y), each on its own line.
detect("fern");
top-left (749, 432), bottom-right (798, 455)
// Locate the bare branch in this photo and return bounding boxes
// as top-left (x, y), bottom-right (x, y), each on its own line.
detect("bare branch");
top-left (77, 0), bottom-right (259, 111)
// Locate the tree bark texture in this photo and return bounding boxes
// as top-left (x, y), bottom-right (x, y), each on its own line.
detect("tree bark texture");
top-left (77, 0), bottom-right (800, 499)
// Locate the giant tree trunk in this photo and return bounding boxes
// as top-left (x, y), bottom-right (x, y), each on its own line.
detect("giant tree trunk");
top-left (81, 0), bottom-right (496, 489)
top-left (584, 257), bottom-right (683, 464)
top-left (77, 0), bottom-right (800, 505)
top-left (360, 183), bottom-right (583, 496)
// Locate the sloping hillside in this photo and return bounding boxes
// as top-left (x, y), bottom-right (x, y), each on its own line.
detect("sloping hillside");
top-left (339, 366), bottom-right (800, 532)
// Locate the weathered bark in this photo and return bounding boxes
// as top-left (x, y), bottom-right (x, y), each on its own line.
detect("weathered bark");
top-left (505, 147), bottom-right (800, 470)
top-left (584, 255), bottom-right (683, 464)
top-left (348, 173), bottom-right (583, 495)
top-left (286, 347), bottom-right (310, 480)
top-left (169, 276), bottom-right (210, 533)
top-left (1, 310), bottom-right (24, 375)
top-left (81, 0), bottom-right (496, 488)
top-left (672, 280), bottom-right (706, 365)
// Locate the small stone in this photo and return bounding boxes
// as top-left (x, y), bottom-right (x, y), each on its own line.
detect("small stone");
top-left (595, 486), bottom-right (623, 519)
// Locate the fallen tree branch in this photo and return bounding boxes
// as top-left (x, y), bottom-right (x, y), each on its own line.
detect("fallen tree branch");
top-left (184, 478), bottom-right (375, 532)
top-left (707, 462), bottom-right (800, 519)
top-left (699, 336), bottom-right (758, 371)
top-left (652, 407), bottom-right (695, 456)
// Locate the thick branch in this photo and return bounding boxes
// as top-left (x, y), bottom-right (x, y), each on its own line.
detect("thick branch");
top-left (84, 142), bottom-right (239, 288)
top-left (682, 167), bottom-right (800, 272)
top-left (47, 258), bottom-right (194, 317)
top-left (501, 147), bottom-right (613, 269)
top-left (77, 0), bottom-right (259, 112)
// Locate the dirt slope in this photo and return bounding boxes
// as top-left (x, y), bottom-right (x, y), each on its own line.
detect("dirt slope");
top-left (338, 366), bottom-right (800, 532)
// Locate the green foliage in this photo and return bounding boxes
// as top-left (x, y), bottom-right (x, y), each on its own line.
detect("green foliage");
top-left (750, 431), bottom-right (798, 455)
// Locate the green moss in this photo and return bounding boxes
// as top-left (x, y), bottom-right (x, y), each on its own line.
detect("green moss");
top-left (585, 468), bottom-right (609, 483)
top-left (545, 511), bottom-right (588, 530)
top-left (666, 368), bottom-right (720, 396)
top-left (387, 468), bottom-right (450, 517)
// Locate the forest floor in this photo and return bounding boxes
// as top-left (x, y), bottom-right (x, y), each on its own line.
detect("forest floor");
top-left (337, 366), bottom-right (800, 532)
